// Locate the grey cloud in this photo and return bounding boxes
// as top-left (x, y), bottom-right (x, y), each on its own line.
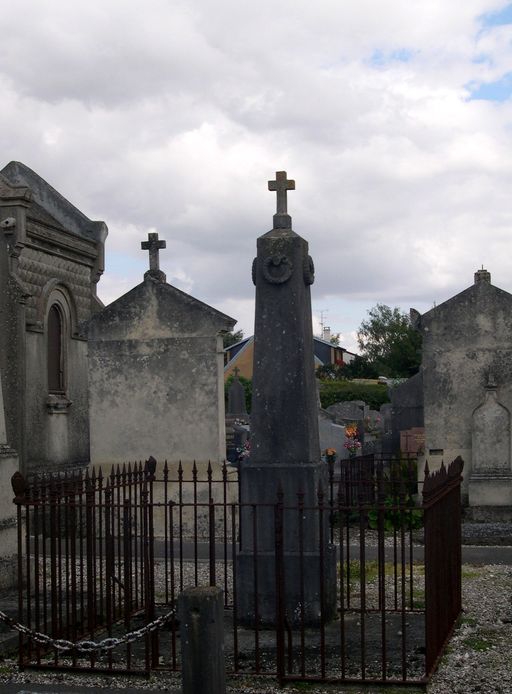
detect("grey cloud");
top-left (1, 0), bottom-right (511, 344)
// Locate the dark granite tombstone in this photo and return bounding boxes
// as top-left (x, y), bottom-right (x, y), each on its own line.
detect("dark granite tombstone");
top-left (236, 172), bottom-right (336, 625)
top-left (390, 372), bottom-right (424, 453)
top-left (227, 367), bottom-right (247, 416)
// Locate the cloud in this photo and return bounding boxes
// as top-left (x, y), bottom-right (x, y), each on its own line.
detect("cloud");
top-left (1, 1), bottom-right (512, 352)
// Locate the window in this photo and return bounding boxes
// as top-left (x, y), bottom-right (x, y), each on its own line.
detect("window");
top-left (47, 304), bottom-right (64, 393)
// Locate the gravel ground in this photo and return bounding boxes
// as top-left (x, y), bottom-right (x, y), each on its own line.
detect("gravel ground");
top-left (0, 545), bottom-right (510, 692)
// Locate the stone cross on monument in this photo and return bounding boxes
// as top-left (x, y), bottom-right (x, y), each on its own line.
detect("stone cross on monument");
top-left (141, 232), bottom-right (167, 283)
top-left (237, 171), bottom-right (336, 625)
top-left (268, 171), bottom-right (295, 229)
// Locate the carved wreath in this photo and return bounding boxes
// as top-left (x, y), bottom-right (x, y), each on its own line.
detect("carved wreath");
top-left (263, 254), bottom-right (293, 284)
top-left (303, 255), bottom-right (315, 285)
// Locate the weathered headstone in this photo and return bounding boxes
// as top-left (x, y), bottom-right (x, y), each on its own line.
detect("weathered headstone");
top-left (380, 403), bottom-right (393, 433)
top-left (227, 367), bottom-right (247, 416)
top-left (318, 412), bottom-right (346, 458)
top-left (361, 409), bottom-right (384, 455)
top-left (390, 372), bottom-right (424, 453)
top-left (237, 172), bottom-right (336, 624)
top-left (326, 400), bottom-right (366, 424)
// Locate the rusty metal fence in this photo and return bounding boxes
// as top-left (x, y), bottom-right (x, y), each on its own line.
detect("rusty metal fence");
top-left (10, 454), bottom-right (463, 685)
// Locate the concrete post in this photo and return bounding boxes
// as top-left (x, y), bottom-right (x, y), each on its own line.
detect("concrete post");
top-left (178, 586), bottom-right (225, 694)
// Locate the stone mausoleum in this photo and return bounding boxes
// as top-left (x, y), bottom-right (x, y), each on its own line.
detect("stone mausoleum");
top-left (87, 232), bottom-right (236, 468)
top-left (0, 160), bottom-right (236, 482)
top-left (0, 161), bottom-right (107, 475)
top-left (413, 268), bottom-right (512, 514)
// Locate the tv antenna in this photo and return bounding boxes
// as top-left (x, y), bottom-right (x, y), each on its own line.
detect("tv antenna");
top-left (319, 309), bottom-right (329, 334)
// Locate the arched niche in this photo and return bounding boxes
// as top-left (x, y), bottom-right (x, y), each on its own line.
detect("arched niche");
top-left (472, 378), bottom-right (511, 474)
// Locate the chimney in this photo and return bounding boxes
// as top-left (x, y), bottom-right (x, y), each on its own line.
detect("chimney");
top-left (474, 267), bottom-right (491, 284)
top-left (323, 326), bottom-right (331, 341)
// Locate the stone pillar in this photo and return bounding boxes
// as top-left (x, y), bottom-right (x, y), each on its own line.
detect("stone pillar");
top-left (237, 172), bottom-right (336, 625)
top-left (178, 586), bottom-right (225, 694)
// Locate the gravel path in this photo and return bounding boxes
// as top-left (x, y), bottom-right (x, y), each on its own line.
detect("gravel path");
top-left (0, 546), bottom-right (510, 692)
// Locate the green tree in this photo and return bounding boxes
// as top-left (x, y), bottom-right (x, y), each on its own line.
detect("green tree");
top-left (342, 355), bottom-right (379, 379)
top-left (319, 380), bottom-right (389, 410)
top-left (357, 304), bottom-right (421, 378)
top-left (223, 329), bottom-right (244, 349)
top-left (316, 363), bottom-right (345, 380)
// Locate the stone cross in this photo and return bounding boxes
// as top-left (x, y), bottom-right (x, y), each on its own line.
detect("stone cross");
top-left (141, 232), bottom-right (167, 282)
top-left (233, 366), bottom-right (240, 379)
top-left (268, 171), bottom-right (295, 229)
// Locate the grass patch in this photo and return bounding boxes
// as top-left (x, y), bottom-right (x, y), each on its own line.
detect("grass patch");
top-left (340, 560), bottom-right (425, 585)
top-left (461, 616), bottom-right (478, 626)
top-left (411, 588), bottom-right (425, 609)
top-left (463, 635), bottom-right (492, 652)
top-left (461, 567), bottom-right (481, 579)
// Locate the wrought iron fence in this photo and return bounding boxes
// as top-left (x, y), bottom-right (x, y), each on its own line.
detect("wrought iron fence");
top-left (10, 453), bottom-right (463, 685)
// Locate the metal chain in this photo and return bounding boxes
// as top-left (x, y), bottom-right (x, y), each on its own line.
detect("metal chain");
top-left (0, 609), bottom-right (175, 654)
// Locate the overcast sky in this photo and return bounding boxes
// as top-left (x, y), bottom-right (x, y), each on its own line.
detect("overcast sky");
top-left (2, 1), bottom-right (512, 352)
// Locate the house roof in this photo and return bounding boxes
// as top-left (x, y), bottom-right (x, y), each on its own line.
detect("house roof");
top-left (224, 333), bottom-right (355, 372)
top-left (224, 336), bottom-right (254, 372)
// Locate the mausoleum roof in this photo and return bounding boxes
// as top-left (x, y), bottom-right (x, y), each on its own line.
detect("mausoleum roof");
top-left (88, 275), bottom-right (236, 340)
top-left (1, 161), bottom-right (108, 244)
top-left (416, 276), bottom-right (512, 326)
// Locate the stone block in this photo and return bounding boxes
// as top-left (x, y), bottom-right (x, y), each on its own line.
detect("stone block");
top-left (469, 474), bottom-right (512, 507)
top-left (236, 545), bottom-right (337, 627)
top-left (178, 586), bottom-right (225, 694)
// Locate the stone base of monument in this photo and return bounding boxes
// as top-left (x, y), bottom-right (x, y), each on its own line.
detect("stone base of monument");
top-left (236, 546), bottom-right (337, 627)
top-left (469, 472), bottom-right (512, 509)
top-left (238, 462), bottom-right (334, 549)
top-left (236, 461), bottom-right (337, 626)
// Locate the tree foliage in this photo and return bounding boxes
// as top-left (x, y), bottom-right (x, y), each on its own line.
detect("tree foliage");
top-left (357, 304), bottom-right (421, 378)
top-left (315, 363), bottom-right (346, 380)
top-left (223, 329), bottom-right (244, 349)
top-left (342, 355), bottom-right (379, 379)
top-left (319, 380), bottom-right (389, 410)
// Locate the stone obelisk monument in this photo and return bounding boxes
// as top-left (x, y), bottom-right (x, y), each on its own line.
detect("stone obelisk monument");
top-left (237, 172), bottom-right (336, 625)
